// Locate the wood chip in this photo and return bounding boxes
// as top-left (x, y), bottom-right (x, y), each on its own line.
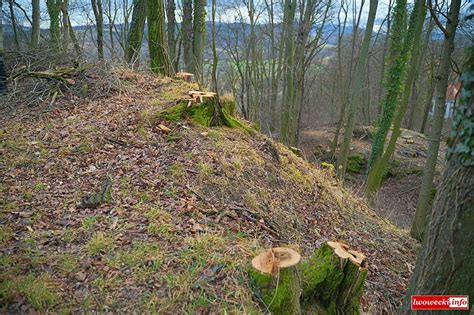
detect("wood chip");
top-left (158, 124), bottom-right (172, 133)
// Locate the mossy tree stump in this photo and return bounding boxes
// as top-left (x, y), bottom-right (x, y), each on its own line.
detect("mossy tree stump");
top-left (155, 93), bottom-right (253, 132)
top-left (250, 242), bottom-right (368, 314)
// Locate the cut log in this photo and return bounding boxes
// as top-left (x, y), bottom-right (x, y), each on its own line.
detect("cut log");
top-left (249, 247), bottom-right (302, 315)
top-left (300, 241), bottom-right (368, 314)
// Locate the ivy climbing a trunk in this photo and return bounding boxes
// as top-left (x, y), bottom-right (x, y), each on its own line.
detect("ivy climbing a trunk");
top-left (46, 0), bottom-right (62, 49)
top-left (365, 0), bottom-right (410, 199)
top-left (365, 0), bottom-right (426, 194)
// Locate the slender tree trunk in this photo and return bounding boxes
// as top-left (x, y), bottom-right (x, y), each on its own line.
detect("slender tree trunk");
top-left (411, 0), bottom-right (461, 241)
top-left (210, 0), bottom-right (217, 92)
top-left (192, 0), bottom-right (206, 83)
top-left (279, 0), bottom-right (297, 144)
top-left (337, 0), bottom-right (379, 179)
top-left (166, 0), bottom-right (176, 73)
top-left (182, 0), bottom-right (193, 72)
top-left (329, 1), bottom-right (349, 158)
top-left (148, 0), bottom-right (170, 74)
top-left (125, 0), bottom-right (147, 64)
top-left (365, 0), bottom-right (425, 193)
top-left (407, 20), bottom-right (434, 130)
top-left (0, 0), bottom-right (6, 94)
top-left (91, 0), bottom-right (105, 59)
top-left (403, 47), bottom-right (473, 312)
top-left (420, 91), bottom-right (434, 134)
top-left (106, 0), bottom-right (115, 59)
top-left (31, 0), bottom-right (41, 49)
top-left (122, 0), bottom-right (129, 53)
top-left (61, 0), bottom-right (70, 51)
top-left (377, 0), bottom-right (392, 116)
top-left (7, 0), bottom-right (20, 50)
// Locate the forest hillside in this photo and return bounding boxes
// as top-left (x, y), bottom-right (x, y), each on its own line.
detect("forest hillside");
top-left (0, 69), bottom-right (418, 313)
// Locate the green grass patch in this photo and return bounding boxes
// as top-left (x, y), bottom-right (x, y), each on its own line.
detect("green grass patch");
top-left (86, 232), bottom-right (114, 256)
top-left (0, 225), bottom-right (14, 244)
top-left (18, 274), bottom-right (58, 311)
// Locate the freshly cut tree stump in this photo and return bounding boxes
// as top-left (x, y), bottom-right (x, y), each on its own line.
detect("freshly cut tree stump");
top-left (249, 242), bottom-right (368, 314)
top-left (300, 241), bottom-right (368, 314)
top-left (249, 247), bottom-right (302, 315)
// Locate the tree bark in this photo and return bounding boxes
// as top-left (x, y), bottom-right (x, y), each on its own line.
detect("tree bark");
top-left (31, 0), bottom-right (41, 49)
top-left (125, 0), bottom-right (147, 64)
top-left (91, 0), bottom-right (105, 59)
top-left (46, 0), bottom-right (62, 49)
top-left (192, 0), bottom-right (206, 83)
top-left (279, 0), bottom-right (297, 145)
top-left (411, 0), bottom-right (461, 240)
top-left (0, 0), bottom-right (7, 94)
top-left (182, 0), bottom-right (193, 72)
top-left (148, 0), bottom-right (170, 74)
top-left (403, 46), bottom-right (473, 313)
top-left (8, 0), bottom-right (20, 50)
top-left (166, 0), bottom-right (176, 73)
top-left (61, 0), bottom-right (70, 51)
top-left (210, 0), bottom-right (217, 92)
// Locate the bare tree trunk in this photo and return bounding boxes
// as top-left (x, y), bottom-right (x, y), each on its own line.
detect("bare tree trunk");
top-left (329, 0), bottom-right (349, 157)
top-left (166, 0), bottom-right (176, 72)
top-left (125, 0), bottom-right (147, 64)
top-left (192, 0), bottom-right (206, 83)
top-left (31, 0), bottom-right (41, 49)
top-left (91, 0), bottom-right (105, 59)
top-left (182, 0), bottom-right (193, 72)
top-left (411, 0), bottom-right (461, 241)
top-left (7, 0), bottom-right (20, 50)
top-left (61, 0), bottom-right (70, 51)
top-left (210, 0), bottom-right (217, 92)
top-left (0, 0), bottom-right (6, 94)
top-left (279, 0), bottom-right (297, 144)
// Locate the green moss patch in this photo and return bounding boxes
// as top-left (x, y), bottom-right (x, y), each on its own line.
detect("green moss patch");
top-left (347, 154), bottom-right (367, 174)
top-left (154, 98), bottom-right (253, 133)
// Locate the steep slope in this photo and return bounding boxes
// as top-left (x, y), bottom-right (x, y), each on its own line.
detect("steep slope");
top-left (0, 69), bottom-right (417, 313)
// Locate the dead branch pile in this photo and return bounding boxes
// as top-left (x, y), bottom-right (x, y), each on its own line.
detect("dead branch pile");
top-left (0, 49), bottom-right (122, 114)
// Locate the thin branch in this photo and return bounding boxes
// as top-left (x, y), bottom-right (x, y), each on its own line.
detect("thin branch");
top-left (428, 0), bottom-right (448, 37)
